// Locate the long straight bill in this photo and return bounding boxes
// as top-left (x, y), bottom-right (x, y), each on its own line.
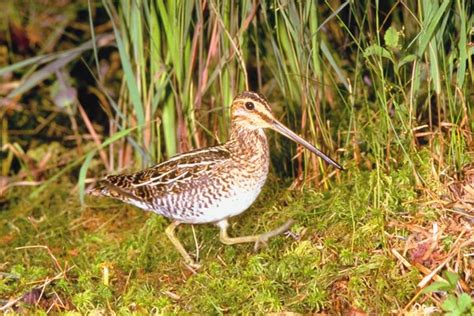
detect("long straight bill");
top-left (272, 120), bottom-right (344, 170)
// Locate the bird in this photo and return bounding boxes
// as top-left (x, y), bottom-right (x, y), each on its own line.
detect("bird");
top-left (88, 91), bottom-right (343, 268)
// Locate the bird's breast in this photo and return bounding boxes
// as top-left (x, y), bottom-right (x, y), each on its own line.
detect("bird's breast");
top-left (154, 129), bottom-right (271, 224)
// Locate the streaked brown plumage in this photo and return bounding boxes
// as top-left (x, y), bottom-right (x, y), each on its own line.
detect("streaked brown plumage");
top-left (89, 91), bottom-right (343, 268)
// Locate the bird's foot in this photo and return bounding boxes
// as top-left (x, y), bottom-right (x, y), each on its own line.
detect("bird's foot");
top-left (253, 235), bottom-right (269, 251)
top-left (253, 219), bottom-right (295, 252)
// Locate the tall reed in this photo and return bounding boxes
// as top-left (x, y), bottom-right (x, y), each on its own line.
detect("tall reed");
top-left (84, 0), bottom-right (471, 192)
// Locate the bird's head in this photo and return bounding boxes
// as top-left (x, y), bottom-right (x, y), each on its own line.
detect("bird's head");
top-left (230, 91), bottom-right (344, 170)
top-left (231, 91), bottom-right (275, 130)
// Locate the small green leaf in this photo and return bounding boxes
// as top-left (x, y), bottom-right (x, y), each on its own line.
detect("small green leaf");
top-left (457, 293), bottom-right (473, 311)
top-left (445, 271), bottom-right (460, 286)
top-left (441, 294), bottom-right (458, 312)
top-left (397, 54), bottom-right (417, 71)
top-left (385, 26), bottom-right (400, 49)
top-left (364, 44), bottom-right (393, 61)
top-left (422, 280), bottom-right (452, 294)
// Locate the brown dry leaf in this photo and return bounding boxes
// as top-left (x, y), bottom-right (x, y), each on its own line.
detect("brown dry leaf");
top-left (346, 307), bottom-right (368, 316)
top-left (0, 176), bottom-right (8, 198)
top-left (9, 22), bottom-right (30, 53)
top-left (449, 164), bottom-right (474, 212)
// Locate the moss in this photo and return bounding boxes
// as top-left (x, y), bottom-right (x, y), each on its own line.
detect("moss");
top-left (0, 166), bottom-right (429, 313)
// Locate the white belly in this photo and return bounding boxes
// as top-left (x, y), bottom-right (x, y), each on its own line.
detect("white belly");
top-left (154, 184), bottom-right (263, 224)
top-left (190, 186), bottom-right (262, 224)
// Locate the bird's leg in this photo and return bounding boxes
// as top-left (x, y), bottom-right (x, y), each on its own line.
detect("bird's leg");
top-left (217, 219), bottom-right (295, 251)
top-left (165, 221), bottom-right (200, 269)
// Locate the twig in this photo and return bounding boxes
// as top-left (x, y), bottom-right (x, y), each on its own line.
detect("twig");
top-left (0, 267), bottom-right (74, 312)
top-left (78, 102), bottom-right (110, 170)
top-left (391, 248), bottom-right (412, 269)
top-left (15, 245), bottom-right (62, 272)
top-left (417, 229), bottom-right (466, 288)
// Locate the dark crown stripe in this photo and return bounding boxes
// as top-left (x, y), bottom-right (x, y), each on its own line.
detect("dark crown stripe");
top-left (235, 91), bottom-right (271, 112)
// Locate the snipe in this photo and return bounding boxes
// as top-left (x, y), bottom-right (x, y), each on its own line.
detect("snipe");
top-left (88, 91), bottom-right (343, 268)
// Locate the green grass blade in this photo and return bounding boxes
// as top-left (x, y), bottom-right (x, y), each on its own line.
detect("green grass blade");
top-left (416, 0), bottom-right (450, 57)
top-left (104, 0), bottom-right (145, 129)
top-left (78, 151), bottom-right (95, 204)
top-left (455, 0), bottom-right (468, 87)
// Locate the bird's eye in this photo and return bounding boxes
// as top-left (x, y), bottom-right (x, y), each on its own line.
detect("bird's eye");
top-left (245, 102), bottom-right (255, 110)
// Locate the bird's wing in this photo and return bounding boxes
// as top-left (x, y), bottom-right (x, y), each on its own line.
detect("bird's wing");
top-left (92, 145), bottom-right (231, 203)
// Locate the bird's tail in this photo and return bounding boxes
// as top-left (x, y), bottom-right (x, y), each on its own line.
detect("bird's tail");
top-left (87, 179), bottom-right (136, 201)
top-left (87, 180), bottom-right (112, 197)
